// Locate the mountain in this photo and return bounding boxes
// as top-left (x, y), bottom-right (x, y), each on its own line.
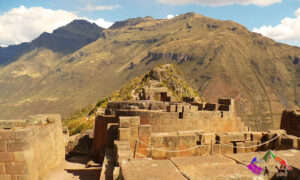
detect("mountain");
top-left (0, 12), bottom-right (299, 131)
top-left (0, 20), bottom-right (103, 65)
top-left (64, 64), bottom-right (200, 135)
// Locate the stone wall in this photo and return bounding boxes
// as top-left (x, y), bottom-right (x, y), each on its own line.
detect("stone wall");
top-left (135, 130), bottom-right (300, 159)
top-left (92, 115), bottom-right (118, 161)
top-left (281, 110), bottom-right (300, 137)
top-left (0, 114), bottom-right (65, 180)
top-left (115, 109), bottom-right (246, 133)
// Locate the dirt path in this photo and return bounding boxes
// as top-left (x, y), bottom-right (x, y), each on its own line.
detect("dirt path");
top-left (44, 156), bottom-right (101, 180)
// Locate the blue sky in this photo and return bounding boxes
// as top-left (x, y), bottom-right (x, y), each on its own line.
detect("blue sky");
top-left (0, 0), bottom-right (300, 47)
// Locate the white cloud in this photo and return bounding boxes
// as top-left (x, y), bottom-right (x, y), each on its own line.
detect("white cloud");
top-left (158, 0), bottom-right (281, 6)
top-left (91, 18), bottom-right (114, 28)
top-left (167, 14), bottom-right (175, 19)
top-left (0, 6), bottom-right (113, 47)
top-left (253, 8), bottom-right (300, 46)
top-left (81, 4), bottom-right (121, 11)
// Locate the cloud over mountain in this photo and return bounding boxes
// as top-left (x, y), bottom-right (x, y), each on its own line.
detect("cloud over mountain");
top-left (253, 8), bottom-right (300, 46)
top-left (158, 0), bottom-right (281, 6)
top-left (0, 6), bottom-right (113, 47)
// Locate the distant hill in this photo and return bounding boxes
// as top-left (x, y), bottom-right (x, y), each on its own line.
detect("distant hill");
top-left (0, 12), bottom-right (299, 131)
top-left (0, 20), bottom-right (103, 65)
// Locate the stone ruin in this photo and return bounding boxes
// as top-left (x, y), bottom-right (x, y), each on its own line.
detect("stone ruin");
top-left (0, 86), bottom-right (299, 179)
top-left (92, 87), bottom-right (300, 179)
top-left (281, 109), bottom-right (300, 137)
top-left (0, 114), bottom-right (65, 180)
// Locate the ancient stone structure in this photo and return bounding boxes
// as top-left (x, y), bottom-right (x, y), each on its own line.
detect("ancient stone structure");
top-left (0, 114), bottom-right (65, 180)
top-left (92, 89), bottom-right (300, 179)
top-left (281, 110), bottom-right (300, 137)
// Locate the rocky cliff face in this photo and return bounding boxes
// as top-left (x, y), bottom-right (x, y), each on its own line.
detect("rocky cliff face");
top-left (0, 12), bottom-right (299, 131)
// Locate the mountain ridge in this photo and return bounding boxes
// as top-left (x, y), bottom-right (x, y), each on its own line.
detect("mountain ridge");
top-left (0, 19), bottom-right (104, 65)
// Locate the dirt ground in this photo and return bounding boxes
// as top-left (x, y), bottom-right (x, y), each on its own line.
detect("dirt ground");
top-left (44, 156), bottom-right (101, 180)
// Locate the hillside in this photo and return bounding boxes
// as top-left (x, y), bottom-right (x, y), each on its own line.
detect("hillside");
top-left (0, 20), bottom-right (103, 65)
top-left (64, 64), bottom-right (200, 135)
top-left (0, 12), bottom-right (299, 131)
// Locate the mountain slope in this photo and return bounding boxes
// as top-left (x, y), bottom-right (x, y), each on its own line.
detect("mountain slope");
top-left (64, 64), bottom-right (200, 135)
top-left (0, 20), bottom-right (103, 65)
top-left (0, 12), bottom-right (299, 131)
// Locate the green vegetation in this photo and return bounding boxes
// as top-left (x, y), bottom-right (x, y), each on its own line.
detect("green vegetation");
top-left (63, 98), bottom-right (108, 135)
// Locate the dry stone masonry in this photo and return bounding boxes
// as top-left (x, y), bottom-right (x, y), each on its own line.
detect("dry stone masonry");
top-left (92, 87), bottom-right (300, 179)
top-left (0, 114), bottom-right (65, 180)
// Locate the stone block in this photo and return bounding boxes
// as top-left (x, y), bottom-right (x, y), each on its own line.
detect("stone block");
top-left (281, 135), bottom-right (298, 149)
top-left (0, 163), bottom-right (5, 174)
top-left (251, 132), bottom-right (262, 141)
top-left (151, 125), bottom-right (159, 133)
top-left (0, 131), bottom-right (10, 141)
top-left (191, 103), bottom-right (203, 110)
top-left (130, 126), bottom-right (138, 138)
top-left (190, 106), bottom-right (198, 112)
top-left (0, 141), bottom-right (7, 152)
top-left (5, 162), bottom-right (25, 174)
top-left (13, 152), bottom-right (26, 162)
top-left (9, 129), bottom-right (33, 140)
top-left (0, 175), bottom-right (10, 180)
top-left (221, 143), bottom-right (234, 154)
top-left (163, 136), bottom-right (178, 148)
top-left (165, 150), bottom-right (179, 158)
top-left (213, 144), bottom-right (221, 154)
top-left (155, 118), bottom-right (161, 125)
top-left (139, 137), bottom-right (150, 148)
top-left (200, 133), bottom-right (216, 144)
top-left (117, 150), bottom-right (131, 163)
top-left (235, 142), bottom-right (245, 153)
top-left (243, 132), bottom-right (251, 141)
top-left (176, 105), bottom-right (183, 113)
top-left (183, 105), bottom-right (190, 112)
top-left (151, 136), bottom-right (163, 147)
top-left (161, 119), bottom-right (169, 125)
top-left (267, 129), bottom-right (286, 135)
top-left (204, 103), bottom-right (216, 111)
top-left (148, 118), bottom-right (156, 125)
top-left (136, 148), bottom-right (149, 158)
top-left (216, 134), bottom-right (231, 144)
top-left (129, 117), bottom-right (140, 126)
top-left (151, 149), bottom-right (165, 159)
top-left (218, 98), bottom-right (232, 105)
top-left (225, 132), bottom-right (245, 142)
top-left (8, 140), bottom-right (30, 151)
top-left (197, 144), bottom-right (211, 156)
top-left (119, 128), bottom-right (130, 141)
top-left (138, 125), bottom-right (151, 137)
top-left (218, 105), bottom-right (230, 111)
top-left (167, 105), bottom-right (176, 112)
top-left (119, 117), bottom-right (130, 128)
top-left (140, 118), bottom-right (148, 125)
top-left (178, 135), bottom-right (197, 147)
top-left (11, 175), bottom-right (28, 180)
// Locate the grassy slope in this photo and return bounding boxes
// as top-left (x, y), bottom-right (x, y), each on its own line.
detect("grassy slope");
top-left (64, 64), bottom-right (199, 135)
top-left (0, 12), bottom-right (299, 131)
